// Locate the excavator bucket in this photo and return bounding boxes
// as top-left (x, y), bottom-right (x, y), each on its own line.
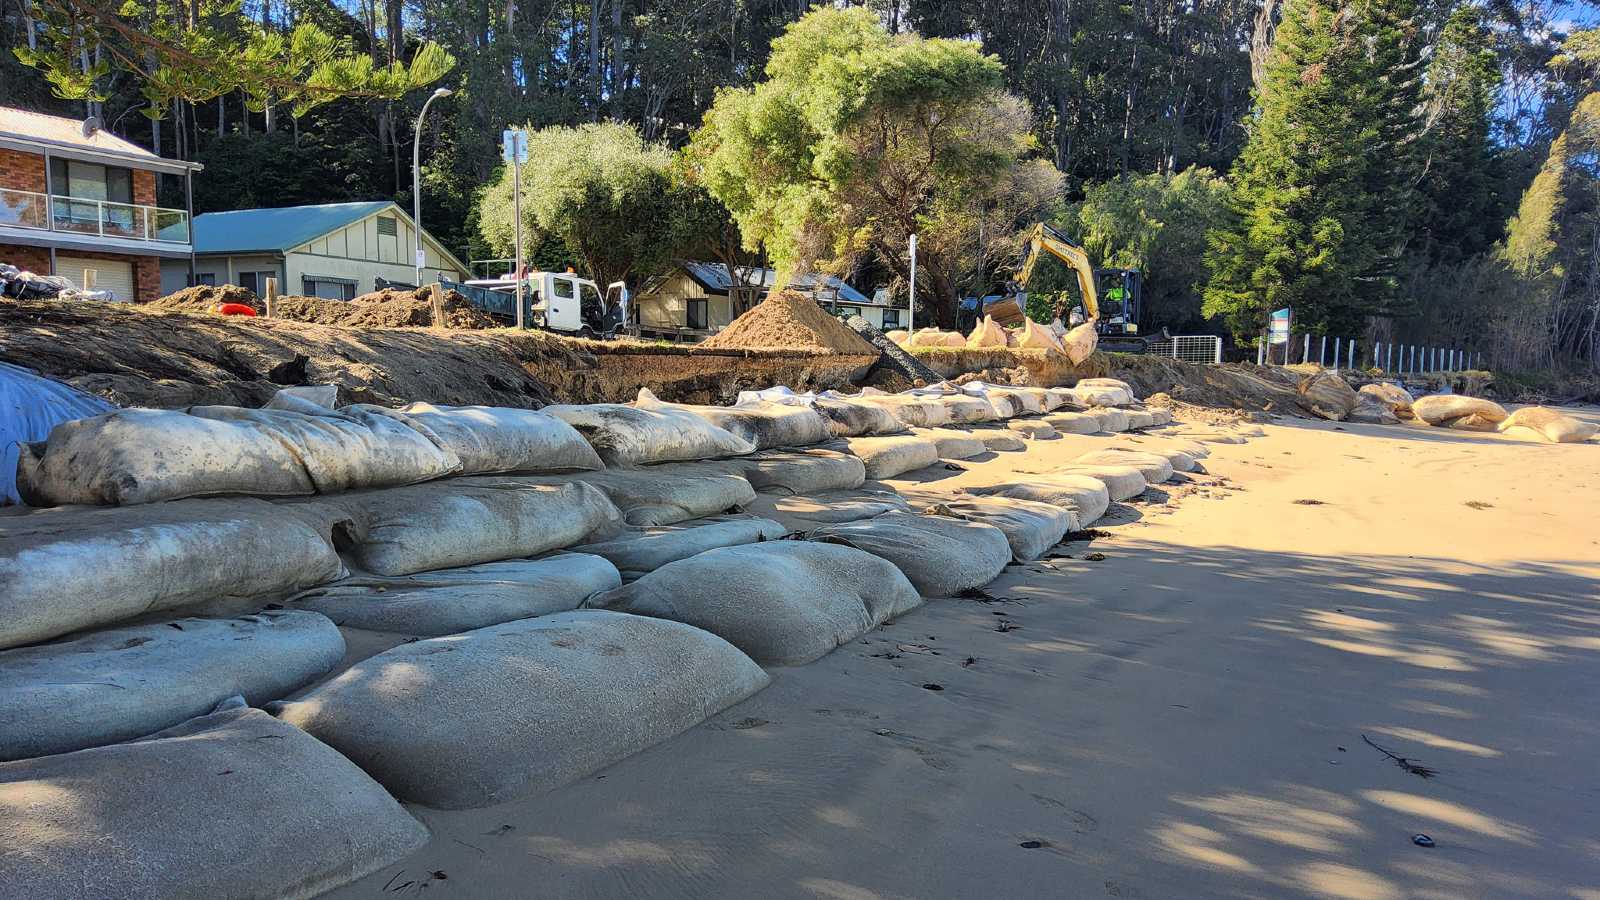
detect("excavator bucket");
top-left (986, 296), bottom-right (1026, 327)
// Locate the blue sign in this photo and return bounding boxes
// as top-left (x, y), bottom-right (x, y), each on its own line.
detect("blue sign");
top-left (501, 129), bottom-right (528, 164)
top-left (1268, 307), bottom-right (1291, 344)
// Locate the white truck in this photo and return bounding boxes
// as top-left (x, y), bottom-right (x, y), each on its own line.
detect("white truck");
top-left (450, 267), bottom-right (629, 336)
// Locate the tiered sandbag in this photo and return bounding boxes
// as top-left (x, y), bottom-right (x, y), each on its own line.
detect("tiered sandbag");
top-left (1017, 318), bottom-right (1065, 353)
top-left (273, 611), bottom-right (768, 809)
top-left (16, 404), bottom-right (462, 507)
top-left (915, 428), bottom-right (988, 460)
top-left (0, 704), bottom-right (428, 900)
top-left (967, 315), bottom-right (1009, 348)
top-left (976, 430), bottom-right (1027, 451)
top-left (1359, 382), bottom-right (1415, 419)
top-left (1044, 387), bottom-right (1079, 409)
top-left (0, 611), bottom-right (342, 761)
top-left (323, 479), bottom-right (621, 576)
top-left (1061, 321), bottom-right (1098, 364)
top-left (289, 553), bottom-right (621, 636)
top-left (845, 434), bottom-right (941, 478)
top-left (636, 388), bottom-right (831, 450)
top-left (1097, 443), bottom-right (1198, 473)
top-left (594, 542), bottom-right (921, 666)
top-left (928, 497), bottom-right (1075, 562)
top-left (1072, 379), bottom-right (1137, 406)
top-left (908, 327), bottom-right (967, 348)
top-left (562, 468), bottom-right (757, 526)
top-left (1411, 395), bottom-right (1509, 429)
top-left (544, 402), bottom-right (755, 466)
top-left (0, 361), bottom-right (116, 505)
top-left (938, 393), bottom-right (1003, 423)
top-left (711, 448), bottom-right (866, 495)
top-left (1147, 407), bottom-right (1175, 425)
top-left (576, 517), bottom-right (789, 580)
top-left (968, 474), bottom-right (1111, 526)
top-left (744, 490), bottom-right (912, 532)
top-left (1296, 371), bottom-right (1360, 421)
top-left (886, 329), bottom-right (911, 345)
top-left (1088, 407), bottom-right (1131, 432)
top-left (810, 512), bottom-right (1012, 597)
top-left (354, 402), bottom-right (603, 474)
top-left (1051, 463), bottom-right (1149, 500)
top-left (1497, 407), bottom-right (1599, 443)
top-left (1045, 411), bottom-right (1102, 434)
top-left (1348, 392), bottom-right (1401, 424)
top-left (1124, 409), bottom-right (1157, 429)
top-left (1008, 420), bottom-right (1059, 439)
top-left (848, 393), bottom-right (951, 428)
top-left (0, 499), bottom-right (344, 650)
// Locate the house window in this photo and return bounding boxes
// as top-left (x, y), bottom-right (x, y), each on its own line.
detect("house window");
top-left (195, 273), bottom-right (216, 286)
top-left (686, 298), bottom-right (708, 330)
top-left (51, 160), bottom-right (133, 203)
top-left (303, 275), bottom-right (357, 301)
top-left (881, 309), bottom-right (901, 329)
top-left (376, 216), bottom-right (397, 237)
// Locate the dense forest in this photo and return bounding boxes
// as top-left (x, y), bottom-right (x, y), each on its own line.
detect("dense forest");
top-left (5, 0), bottom-right (1600, 371)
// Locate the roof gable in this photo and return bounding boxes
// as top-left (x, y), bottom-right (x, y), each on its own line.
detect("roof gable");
top-left (676, 261), bottom-right (871, 304)
top-left (0, 106), bottom-right (159, 160)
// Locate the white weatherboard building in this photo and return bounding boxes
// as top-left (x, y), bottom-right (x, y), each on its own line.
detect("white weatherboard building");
top-left (160, 200), bottom-right (468, 299)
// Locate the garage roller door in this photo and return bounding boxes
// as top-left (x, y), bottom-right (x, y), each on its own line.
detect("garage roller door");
top-left (56, 256), bottom-right (135, 302)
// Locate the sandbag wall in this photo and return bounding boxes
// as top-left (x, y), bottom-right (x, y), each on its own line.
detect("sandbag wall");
top-left (0, 375), bottom-right (1241, 897)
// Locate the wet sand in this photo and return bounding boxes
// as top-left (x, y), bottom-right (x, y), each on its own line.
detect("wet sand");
top-left (329, 408), bottom-right (1600, 900)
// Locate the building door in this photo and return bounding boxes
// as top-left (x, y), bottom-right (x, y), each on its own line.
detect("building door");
top-left (57, 255), bottom-right (135, 302)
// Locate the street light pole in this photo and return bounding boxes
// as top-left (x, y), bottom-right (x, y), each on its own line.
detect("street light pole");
top-left (413, 87), bottom-right (453, 286)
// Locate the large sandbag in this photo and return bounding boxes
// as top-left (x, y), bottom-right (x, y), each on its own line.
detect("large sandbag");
top-left (713, 448), bottom-right (866, 495)
top-left (939, 394), bottom-right (1002, 423)
top-left (811, 395), bottom-right (908, 436)
top-left (576, 517), bottom-right (788, 580)
top-left (0, 704), bottom-right (428, 900)
top-left (1124, 408), bottom-right (1157, 430)
top-left (1079, 377), bottom-right (1135, 393)
top-left (744, 489), bottom-right (912, 532)
top-left (976, 429), bottom-right (1028, 451)
top-left (1412, 394), bottom-right (1509, 427)
top-left (594, 543), bottom-right (921, 666)
top-left (1045, 411), bottom-right (1103, 434)
top-left (810, 512), bottom-right (1012, 597)
top-left (886, 329), bottom-right (911, 345)
top-left (1147, 406), bottom-right (1174, 425)
top-left (0, 361), bottom-right (116, 505)
top-left (1089, 407), bottom-right (1131, 432)
top-left (968, 475), bottom-right (1111, 526)
top-left (355, 402), bottom-right (603, 474)
top-left (915, 427), bottom-right (989, 460)
top-left (1017, 318), bottom-right (1065, 354)
top-left (1009, 420), bottom-right (1059, 439)
top-left (1348, 392), bottom-right (1401, 425)
top-left (928, 497), bottom-right (1076, 562)
top-left (1074, 448), bottom-right (1173, 483)
top-left (1497, 407), bottom-right (1599, 443)
top-left (908, 327), bottom-right (958, 347)
top-left (1115, 436), bottom-right (1209, 460)
top-left (1097, 444), bottom-right (1198, 473)
top-left (0, 611), bottom-right (343, 760)
top-left (967, 314), bottom-right (1009, 348)
top-left (1061, 321), bottom-right (1099, 364)
top-left (637, 388), bottom-right (832, 450)
top-left (289, 552), bottom-right (620, 636)
top-left (0, 499), bottom-right (344, 650)
top-left (845, 434), bottom-right (941, 478)
top-left (561, 468), bottom-right (757, 526)
top-left (544, 402), bottom-right (755, 466)
top-left (1296, 371), bottom-right (1360, 421)
top-left (965, 383), bottom-right (1042, 415)
top-left (848, 393), bottom-right (951, 428)
top-left (1045, 387), bottom-right (1082, 409)
top-left (1052, 463), bottom-right (1149, 500)
top-left (329, 479), bottom-right (621, 576)
top-left (274, 612), bottom-right (769, 808)
top-left (1359, 382), bottom-right (1415, 418)
top-left (16, 404), bottom-right (462, 507)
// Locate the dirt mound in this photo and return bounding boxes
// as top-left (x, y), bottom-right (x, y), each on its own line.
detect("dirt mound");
top-left (701, 290), bottom-right (876, 355)
top-left (148, 284), bottom-right (262, 313)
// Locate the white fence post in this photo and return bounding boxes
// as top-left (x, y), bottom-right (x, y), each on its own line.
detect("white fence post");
top-left (1257, 340), bottom-right (1264, 365)
top-left (1348, 340), bottom-right (1356, 371)
top-left (1332, 337), bottom-right (1341, 372)
top-left (1302, 333), bottom-right (1310, 365)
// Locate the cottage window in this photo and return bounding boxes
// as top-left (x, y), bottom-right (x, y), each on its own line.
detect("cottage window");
top-left (686, 298), bottom-right (708, 330)
top-left (376, 216), bottom-right (398, 237)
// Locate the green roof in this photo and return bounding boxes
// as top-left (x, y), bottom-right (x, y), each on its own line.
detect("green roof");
top-left (191, 201), bottom-right (396, 254)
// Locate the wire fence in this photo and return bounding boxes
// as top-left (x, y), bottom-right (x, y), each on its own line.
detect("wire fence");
top-left (1146, 335), bottom-right (1223, 364)
top-left (1256, 335), bottom-right (1481, 374)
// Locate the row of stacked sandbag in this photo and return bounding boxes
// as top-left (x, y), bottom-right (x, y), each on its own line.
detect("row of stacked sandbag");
top-left (883, 314), bottom-right (1100, 365)
top-left (1357, 383), bottom-right (1598, 443)
top-left (0, 374), bottom-right (1198, 897)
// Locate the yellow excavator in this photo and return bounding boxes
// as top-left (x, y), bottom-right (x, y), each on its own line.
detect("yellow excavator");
top-left (986, 222), bottom-right (1153, 353)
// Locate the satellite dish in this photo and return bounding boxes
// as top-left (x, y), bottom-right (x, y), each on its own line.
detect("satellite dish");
top-left (81, 116), bottom-right (100, 137)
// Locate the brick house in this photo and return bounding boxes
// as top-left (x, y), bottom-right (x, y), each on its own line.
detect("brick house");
top-left (0, 106), bottom-right (200, 303)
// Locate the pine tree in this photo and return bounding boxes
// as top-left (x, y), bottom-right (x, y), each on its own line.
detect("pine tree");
top-left (1202, 0), bottom-right (1426, 339)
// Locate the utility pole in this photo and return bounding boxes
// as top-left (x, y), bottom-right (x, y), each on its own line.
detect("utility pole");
top-left (908, 233), bottom-right (917, 329)
top-left (413, 88), bottom-right (452, 286)
top-left (503, 128), bottom-right (528, 329)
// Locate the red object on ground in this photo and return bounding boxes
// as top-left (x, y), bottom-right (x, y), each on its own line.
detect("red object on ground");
top-left (217, 303), bottom-right (258, 317)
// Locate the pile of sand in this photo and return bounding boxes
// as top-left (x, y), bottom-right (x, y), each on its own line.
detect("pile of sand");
top-left (700, 290), bottom-right (876, 355)
top-left (147, 285), bottom-right (498, 330)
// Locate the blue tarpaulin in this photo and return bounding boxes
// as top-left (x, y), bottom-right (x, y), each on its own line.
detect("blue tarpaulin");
top-left (1, 362), bottom-right (115, 505)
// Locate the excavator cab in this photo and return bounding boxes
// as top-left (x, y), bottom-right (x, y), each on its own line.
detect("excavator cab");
top-left (1093, 268), bottom-right (1142, 336)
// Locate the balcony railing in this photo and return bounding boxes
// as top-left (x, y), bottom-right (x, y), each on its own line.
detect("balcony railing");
top-left (0, 187), bottom-right (189, 244)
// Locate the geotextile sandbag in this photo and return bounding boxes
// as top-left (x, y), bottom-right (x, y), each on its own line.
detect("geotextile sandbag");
top-left (0, 611), bottom-right (342, 761)
top-left (1061, 321), bottom-right (1098, 365)
top-left (811, 395), bottom-right (908, 436)
top-left (1359, 382), bottom-right (1415, 418)
top-left (1089, 407), bottom-right (1131, 432)
top-left (1148, 407), bottom-right (1174, 425)
top-left (1124, 409), bottom-right (1157, 430)
top-left (289, 552), bottom-right (621, 636)
top-left (1074, 448), bottom-right (1173, 483)
top-left (845, 434), bottom-right (941, 479)
top-left (928, 497), bottom-right (1076, 562)
top-left (1017, 318), bottom-right (1065, 354)
top-left (544, 402), bottom-right (755, 466)
top-left (1045, 411), bottom-right (1103, 434)
top-left (1296, 371), bottom-right (1360, 421)
top-left (909, 327), bottom-right (962, 348)
top-left (1348, 393), bottom-right (1401, 425)
top-left (976, 430), bottom-right (1028, 452)
top-left (939, 394), bottom-right (1002, 423)
top-left (1009, 420), bottom-right (1059, 439)
top-left (1412, 395), bottom-right (1509, 427)
top-left (967, 315), bottom-right (1009, 349)
top-left (743, 490), bottom-right (912, 533)
top-left (1080, 377), bottom-right (1135, 393)
top-left (0, 499), bottom-right (345, 650)
top-left (886, 329), bottom-right (911, 345)
top-left (273, 611), bottom-right (769, 809)
top-left (848, 394), bottom-right (951, 428)
top-left (0, 704), bottom-right (428, 900)
top-left (561, 468), bottom-right (757, 526)
top-left (810, 512), bottom-right (1012, 597)
top-left (594, 542), bottom-right (922, 666)
top-left (712, 448), bottom-right (866, 495)
top-left (1052, 464), bottom-right (1149, 500)
top-left (1497, 407), bottom-right (1599, 443)
top-left (968, 474), bottom-right (1111, 526)
top-left (354, 402), bottom-right (603, 474)
top-left (327, 478), bottom-right (622, 576)
top-left (0, 361), bottom-right (116, 505)
top-left (914, 428), bottom-right (989, 460)
top-left (576, 517), bottom-right (789, 580)
top-left (637, 389), bottom-right (832, 450)
top-left (1097, 444), bottom-right (1197, 473)
top-left (16, 404), bottom-right (462, 507)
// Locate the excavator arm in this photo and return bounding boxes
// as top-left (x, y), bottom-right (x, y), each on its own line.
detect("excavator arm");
top-left (1015, 222), bottom-right (1100, 321)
